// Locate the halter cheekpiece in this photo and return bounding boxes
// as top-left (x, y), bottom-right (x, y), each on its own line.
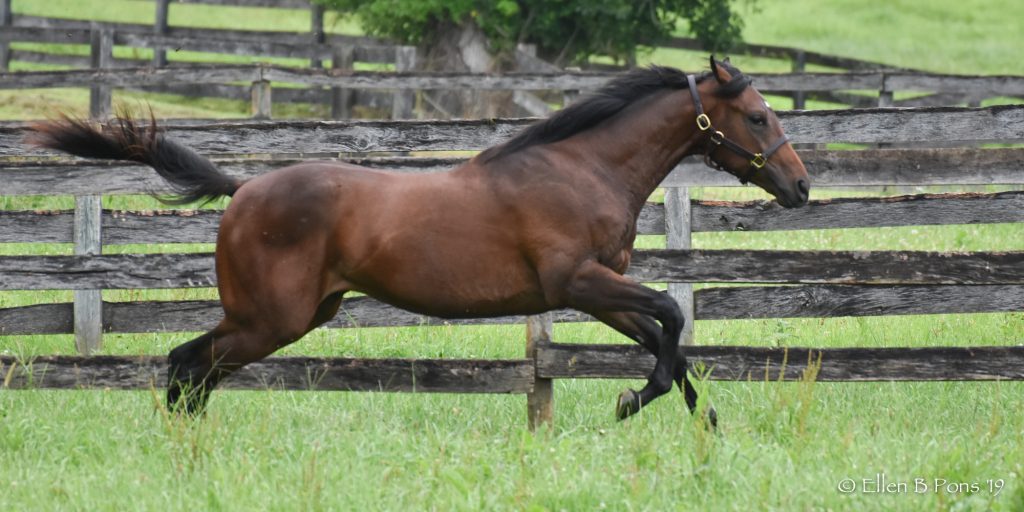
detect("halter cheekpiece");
top-left (686, 74), bottom-right (790, 185)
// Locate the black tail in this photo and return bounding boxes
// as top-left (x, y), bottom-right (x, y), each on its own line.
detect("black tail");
top-left (29, 111), bottom-right (240, 204)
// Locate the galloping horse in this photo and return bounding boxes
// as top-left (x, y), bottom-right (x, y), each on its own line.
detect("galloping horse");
top-left (31, 57), bottom-right (809, 422)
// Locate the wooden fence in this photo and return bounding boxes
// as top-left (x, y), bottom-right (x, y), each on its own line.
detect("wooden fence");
top-left (0, 0), bottom-right (921, 76)
top-left (3, 0), bottom-right (1016, 113)
top-left (0, 0), bottom-right (382, 69)
top-left (5, 64), bottom-right (1024, 124)
top-left (0, 0), bottom-right (419, 119)
top-left (2, 104), bottom-right (1024, 428)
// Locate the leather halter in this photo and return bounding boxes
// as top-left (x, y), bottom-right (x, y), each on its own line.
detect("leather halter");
top-left (686, 74), bottom-right (790, 185)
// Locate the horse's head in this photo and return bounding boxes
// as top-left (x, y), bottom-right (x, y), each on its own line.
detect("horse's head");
top-left (694, 57), bottom-right (810, 208)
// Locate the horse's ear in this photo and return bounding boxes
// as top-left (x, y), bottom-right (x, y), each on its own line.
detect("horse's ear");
top-left (709, 55), bottom-right (732, 84)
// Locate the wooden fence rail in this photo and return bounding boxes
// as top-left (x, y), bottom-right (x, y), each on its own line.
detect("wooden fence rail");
top-left (662, 37), bottom-right (914, 74)
top-left (0, 355), bottom-right (537, 393)
top-left (3, 250), bottom-right (1022, 291)
top-left (3, 105), bottom-right (1024, 157)
top-left (6, 65), bottom-right (1024, 96)
top-left (536, 345), bottom-right (1024, 382)
top-left (4, 283), bottom-right (1024, 337)
top-left (1, 26), bottom-right (396, 64)
top-left (5, 346), bottom-right (1024, 391)
top-left (3, 148), bottom-right (1024, 195)
top-left (2, 191), bottom-right (1021, 244)
top-left (1, 1), bottom-right (390, 63)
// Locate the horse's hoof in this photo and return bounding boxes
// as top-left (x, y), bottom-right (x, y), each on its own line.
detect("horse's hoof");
top-left (616, 389), bottom-right (639, 420)
top-left (707, 405), bottom-right (719, 430)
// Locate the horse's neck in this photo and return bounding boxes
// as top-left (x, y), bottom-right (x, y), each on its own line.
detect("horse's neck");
top-left (574, 89), bottom-right (705, 214)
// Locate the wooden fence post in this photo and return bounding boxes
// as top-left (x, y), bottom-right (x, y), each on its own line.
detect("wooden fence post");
top-left (331, 47), bottom-right (354, 120)
top-left (526, 313), bottom-right (554, 430)
top-left (877, 77), bottom-right (894, 156)
top-left (878, 75), bottom-right (894, 108)
top-left (310, 4), bottom-right (325, 69)
top-left (791, 49), bottom-right (806, 110)
top-left (153, 0), bottom-right (170, 67)
top-left (392, 46), bottom-right (416, 119)
top-left (73, 196), bottom-right (103, 355)
top-left (877, 90), bottom-right (894, 107)
top-left (78, 26), bottom-right (111, 354)
top-left (89, 26), bottom-right (113, 119)
top-left (665, 187), bottom-right (694, 346)
top-left (251, 78), bottom-right (272, 119)
top-left (0, 0), bottom-right (11, 71)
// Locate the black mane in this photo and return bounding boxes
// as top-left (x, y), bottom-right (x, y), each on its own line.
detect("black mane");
top-left (480, 62), bottom-right (751, 162)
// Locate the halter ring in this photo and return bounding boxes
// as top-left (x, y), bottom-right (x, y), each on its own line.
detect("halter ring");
top-left (750, 154), bottom-right (767, 169)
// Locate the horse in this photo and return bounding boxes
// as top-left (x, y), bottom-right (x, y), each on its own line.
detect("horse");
top-left (30, 57), bottom-right (809, 423)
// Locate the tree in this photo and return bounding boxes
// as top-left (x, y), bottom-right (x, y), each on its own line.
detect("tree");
top-left (316, 0), bottom-right (749, 116)
top-left (318, 0), bottom-right (746, 66)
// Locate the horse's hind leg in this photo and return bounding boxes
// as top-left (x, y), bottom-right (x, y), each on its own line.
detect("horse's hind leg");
top-left (592, 311), bottom-right (717, 427)
top-left (167, 328), bottom-right (220, 415)
top-left (167, 291), bottom-right (347, 414)
top-left (166, 322), bottom-right (272, 415)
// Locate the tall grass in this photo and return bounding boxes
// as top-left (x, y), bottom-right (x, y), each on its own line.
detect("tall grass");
top-left (3, 379), bottom-right (1023, 510)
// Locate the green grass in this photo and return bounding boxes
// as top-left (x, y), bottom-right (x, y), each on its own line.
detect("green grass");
top-left (11, 0), bottom-right (363, 34)
top-left (666, 0), bottom-right (1024, 76)
top-left (2, 379), bottom-right (1023, 510)
top-left (3, 1), bottom-right (1024, 510)
top-left (740, 0), bottom-right (1024, 75)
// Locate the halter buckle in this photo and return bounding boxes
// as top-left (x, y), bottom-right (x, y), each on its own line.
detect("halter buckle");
top-left (750, 154), bottom-right (767, 169)
top-left (696, 114), bottom-right (711, 131)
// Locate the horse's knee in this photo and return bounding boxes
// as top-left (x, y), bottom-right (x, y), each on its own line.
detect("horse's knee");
top-left (652, 292), bottom-right (684, 334)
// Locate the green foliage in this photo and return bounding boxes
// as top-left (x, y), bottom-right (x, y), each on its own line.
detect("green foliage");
top-left (315, 0), bottom-right (748, 64)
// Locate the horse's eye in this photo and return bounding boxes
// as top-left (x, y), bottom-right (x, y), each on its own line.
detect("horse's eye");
top-left (749, 114), bottom-right (767, 126)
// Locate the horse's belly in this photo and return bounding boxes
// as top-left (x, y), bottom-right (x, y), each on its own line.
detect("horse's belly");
top-left (374, 287), bottom-right (550, 319)
top-left (344, 246), bottom-right (548, 319)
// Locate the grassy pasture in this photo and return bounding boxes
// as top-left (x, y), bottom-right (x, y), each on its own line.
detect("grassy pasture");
top-left (2, 0), bottom-right (1024, 510)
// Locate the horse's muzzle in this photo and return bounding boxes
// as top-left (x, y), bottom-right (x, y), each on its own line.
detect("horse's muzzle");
top-left (778, 179), bottom-right (810, 208)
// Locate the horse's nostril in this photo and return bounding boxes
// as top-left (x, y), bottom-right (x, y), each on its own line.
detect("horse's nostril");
top-left (797, 179), bottom-right (810, 197)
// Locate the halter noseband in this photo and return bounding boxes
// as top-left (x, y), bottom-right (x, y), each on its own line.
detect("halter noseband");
top-left (686, 74), bottom-right (790, 185)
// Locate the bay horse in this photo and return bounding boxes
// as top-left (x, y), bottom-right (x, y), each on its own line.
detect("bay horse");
top-left (30, 57), bottom-right (809, 423)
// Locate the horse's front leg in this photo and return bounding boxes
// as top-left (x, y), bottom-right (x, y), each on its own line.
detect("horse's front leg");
top-left (592, 311), bottom-right (717, 427)
top-left (562, 260), bottom-right (684, 420)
